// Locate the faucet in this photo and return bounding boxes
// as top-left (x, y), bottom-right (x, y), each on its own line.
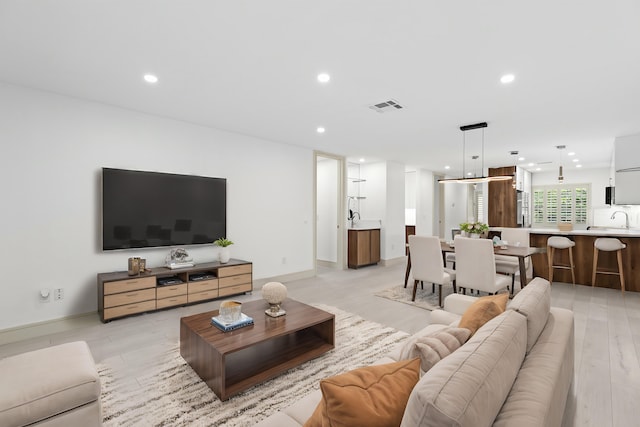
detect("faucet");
top-left (611, 211), bottom-right (629, 229)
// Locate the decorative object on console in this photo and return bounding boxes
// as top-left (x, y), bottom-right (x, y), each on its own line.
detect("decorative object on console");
top-left (165, 248), bottom-right (194, 269)
top-left (261, 282), bottom-right (287, 317)
top-left (127, 257), bottom-right (140, 275)
top-left (214, 237), bottom-right (234, 264)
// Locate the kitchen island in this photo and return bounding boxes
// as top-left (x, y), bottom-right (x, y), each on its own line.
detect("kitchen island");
top-left (528, 228), bottom-right (640, 292)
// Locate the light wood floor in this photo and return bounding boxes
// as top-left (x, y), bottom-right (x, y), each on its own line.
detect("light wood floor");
top-left (1, 261), bottom-right (639, 426)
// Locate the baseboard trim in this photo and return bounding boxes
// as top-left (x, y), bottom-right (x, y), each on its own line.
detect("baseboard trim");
top-left (0, 311), bottom-right (99, 346)
top-left (253, 269), bottom-right (316, 287)
top-left (381, 256), bottom-right (407, 267)
top-left (316, 260), bottom-right (338, 268)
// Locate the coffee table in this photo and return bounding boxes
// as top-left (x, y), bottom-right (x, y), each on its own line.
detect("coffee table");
top-left (180, 298), bottom-right (335, 401)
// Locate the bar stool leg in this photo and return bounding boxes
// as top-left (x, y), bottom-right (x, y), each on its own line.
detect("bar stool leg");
top-left (568, 246), bottom-right (576, 286)
top-left (617, 249), bottom-right (625, 294)
top-left (592, 246), bottom-right (599, 287)
top-left (547, 246), bottom-right (555, 284)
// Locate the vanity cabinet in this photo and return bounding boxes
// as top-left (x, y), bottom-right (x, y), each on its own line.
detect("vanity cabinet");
top-left (348, 229), bottom-right (381, 268)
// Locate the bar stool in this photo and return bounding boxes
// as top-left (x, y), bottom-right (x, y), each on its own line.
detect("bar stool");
top-left (547, 236), bottom-right (576, 285)
top-left (592, 238), bottom-right (626, 293)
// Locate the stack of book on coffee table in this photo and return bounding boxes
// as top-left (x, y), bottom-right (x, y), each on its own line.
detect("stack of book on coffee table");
top-left (211, 313), bottom-right (254, 332)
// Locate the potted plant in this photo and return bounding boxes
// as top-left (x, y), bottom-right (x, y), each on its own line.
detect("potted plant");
top-left (214, 237), bottom-right (234, 263)
top-left (460, 221), bottom-right (489, 238)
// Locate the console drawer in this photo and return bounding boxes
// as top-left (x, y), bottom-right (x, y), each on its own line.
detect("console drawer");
top-left (157, 294), bottom-right (188, 309)
top-left (188, 279), bottom-right (218, 294)
top-left (188, 290), bottom-right (219, 303)
top-left (104, 288), bottom-right (156, 308)
top-left (218, 283), bottom-right (252, 297)
top-left (157, 283), bottom-right (187, 299)
top-left (219, 274), bottom-right (252, 288)
top-left (104, 299), bottom-right (156, 320)
top-left (218, 264), bottom-right (252, 278)
top-left (104, 276), bottom-right (155, 295)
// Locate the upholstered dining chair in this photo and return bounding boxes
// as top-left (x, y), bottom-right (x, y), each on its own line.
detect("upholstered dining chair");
top-left (495, 228), bottom-right (533, 294)
top-left (454, 235), bottom-right (511, 296)
top-left (408, 235), bottom-right (456, 307)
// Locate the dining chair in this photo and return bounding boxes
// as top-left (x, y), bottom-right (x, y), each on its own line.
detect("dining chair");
top-left (408, 235), bottom-right (456, 307)
top-left (495, 228), bottom-right (532, 294)
top-left (454, 236), bottom-right (511, 296)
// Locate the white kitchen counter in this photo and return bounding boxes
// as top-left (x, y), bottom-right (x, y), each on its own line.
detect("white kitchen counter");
top-left (528, 227), bottom-right (640, 238)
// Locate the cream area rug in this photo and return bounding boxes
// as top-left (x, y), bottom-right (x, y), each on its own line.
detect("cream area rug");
top-left (97, 305), bottom-right (409, 426)
top-left (374, 283), bottom-right (457, 311)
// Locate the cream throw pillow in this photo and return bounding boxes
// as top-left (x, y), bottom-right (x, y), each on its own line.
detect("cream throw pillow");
top-left (396, 327), bottom-right (471, 372)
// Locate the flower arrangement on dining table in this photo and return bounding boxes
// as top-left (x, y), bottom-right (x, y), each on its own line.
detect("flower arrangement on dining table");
top-left (460, 221), bottom-right (489, 235)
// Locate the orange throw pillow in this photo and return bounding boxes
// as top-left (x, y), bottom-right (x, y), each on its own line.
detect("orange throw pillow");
top-left (304, 358), bottom-right (421, 427)
top-left (458, 293), bottom-right (509, 336)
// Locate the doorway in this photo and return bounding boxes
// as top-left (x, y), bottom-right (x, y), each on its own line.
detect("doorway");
top-left (314, 152), bottom-right (346, 270)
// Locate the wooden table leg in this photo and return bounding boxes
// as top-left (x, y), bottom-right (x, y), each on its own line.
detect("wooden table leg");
top-left (404, 251), bottom-right (411, 288)
top-left (518, 256), bottom-right (528, 289)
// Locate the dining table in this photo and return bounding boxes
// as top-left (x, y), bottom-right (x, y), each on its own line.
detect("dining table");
top-left (404, 240), bottom-right (546, 291)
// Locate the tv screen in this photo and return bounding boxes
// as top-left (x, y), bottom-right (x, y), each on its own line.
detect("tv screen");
top-left (102, 168), bottom-right (226, 251)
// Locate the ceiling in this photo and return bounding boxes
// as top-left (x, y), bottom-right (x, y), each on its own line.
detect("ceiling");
top-left (2, 1), bottom-right (639, 177)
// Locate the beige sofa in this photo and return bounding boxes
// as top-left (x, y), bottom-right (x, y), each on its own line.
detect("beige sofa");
top-left (256, 278), bottom-right (574, 427)
top-left (0, 341), bottom-right (102, 427)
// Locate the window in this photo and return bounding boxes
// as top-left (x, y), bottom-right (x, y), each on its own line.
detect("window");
top-left (532, 184), bottom-right (590, 226)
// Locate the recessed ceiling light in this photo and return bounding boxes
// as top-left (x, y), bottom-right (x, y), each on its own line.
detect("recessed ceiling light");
top-left (572, 158), bottom-right (579, 162)
top-left (317, 73), bottom-right (330, 83)
top-left (316, 127), bottom-right (325, 134)
top-left (467, 172), bottom-right (473, 176)
top-left (518, 157), bottom-right (525, 161)
top-left (568, 152), bottom-right (575, 156)
top-left (576, 164), bottom-right (582, 168)
top-left (500, 74), bottom-right (515, 84)
top-left (536, 167), bottom-right (542, 171)
top-left (143, 74), bottom-right (158, 84)
top-left (528, 163), bottom-right (534, 167)
top-left (444, 165), bottom-right (450, 170)
top-left (359, 158), bottom-right (365, 163)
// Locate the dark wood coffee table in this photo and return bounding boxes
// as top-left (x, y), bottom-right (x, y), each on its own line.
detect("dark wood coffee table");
top-left (180, 298), bottom-right (335, 401)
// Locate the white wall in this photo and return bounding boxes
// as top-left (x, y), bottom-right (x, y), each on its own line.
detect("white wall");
top-left (0, 83), bottom-right (314, 329)
top-left (416, 169), bottom-right (434, 236)
top-left (442, 182), bottom-right (468, 240)
top-left (359, 161), bottom-right (405, 260)
top-left (384, 161), bottom-right (406, 260)
top-left (316, 158), bottom-right (338, 262)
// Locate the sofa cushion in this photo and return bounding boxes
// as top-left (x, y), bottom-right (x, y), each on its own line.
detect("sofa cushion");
top-left (400, 310), bottom-right (527, 427)
top-left (508, 277), bottom-right (551, 353)
top-left (493, 307), bottom-right (575, 427)
top-left (392, 327), bottom-right (470, 372)
top-left (458, 293), bottom-right (509, 336)
top-left (0, 341), bottom-right (100, 427)
top-left (386, 323), bottom-right (449, 362)
top-left (304, 358), bottom-right (420, 427)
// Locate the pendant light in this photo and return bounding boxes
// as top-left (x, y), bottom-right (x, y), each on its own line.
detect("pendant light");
top-left (439, 122), bottom-right (513, 184)
top-left (556, 145), bottom-right (565, 183)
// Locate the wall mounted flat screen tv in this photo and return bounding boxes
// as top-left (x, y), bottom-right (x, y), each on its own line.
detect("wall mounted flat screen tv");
top-left (102, 168), bottom-right (226, 251)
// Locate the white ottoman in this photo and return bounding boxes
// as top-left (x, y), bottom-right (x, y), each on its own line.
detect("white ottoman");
top-left (0, 341), bottom-right (101, 427)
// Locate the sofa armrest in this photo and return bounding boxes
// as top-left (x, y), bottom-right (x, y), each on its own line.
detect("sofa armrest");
top-left (442, 294), bottom-right (478, 316)
top-left (430, 309), bottom-right (461, 326)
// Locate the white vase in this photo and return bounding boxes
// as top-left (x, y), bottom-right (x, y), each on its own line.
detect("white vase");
top-left (219, 247), bottom-right (230, 263)
top-left (470, 233), bottom-right (480, 239)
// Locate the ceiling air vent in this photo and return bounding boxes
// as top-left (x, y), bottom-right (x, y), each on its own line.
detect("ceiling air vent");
top-left (369, 99), bottom-right (404, 113)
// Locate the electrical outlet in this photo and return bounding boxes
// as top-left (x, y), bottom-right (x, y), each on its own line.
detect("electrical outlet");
top-left (40, 288), bottom-right (51, 303)
top-left (282, 257), bottom-right (287, 264)
top-left (54, 288), bottom-right (64, 301)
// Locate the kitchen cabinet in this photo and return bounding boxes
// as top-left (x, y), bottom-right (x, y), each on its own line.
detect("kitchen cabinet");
top-left (614, 133), bottom-right (640, 204)
top-left (489, 166), bottom-right (531, 227)
top-left (488, 166), bottom-right (517, 227)
top-left (348, 229), bottom-right (380, 268)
